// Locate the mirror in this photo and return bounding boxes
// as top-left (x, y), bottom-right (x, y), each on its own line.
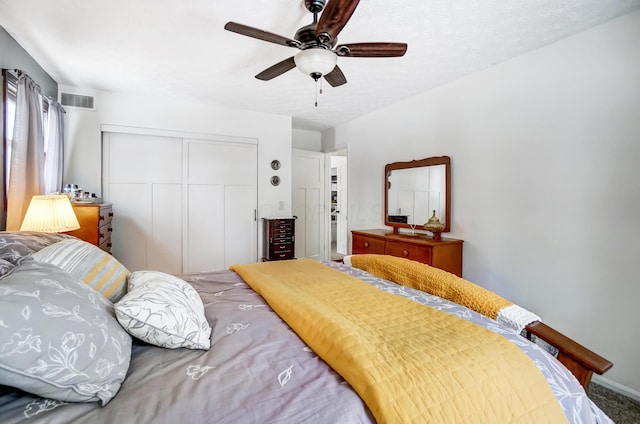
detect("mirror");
top-left (384, 156), bottom-right (451, 233)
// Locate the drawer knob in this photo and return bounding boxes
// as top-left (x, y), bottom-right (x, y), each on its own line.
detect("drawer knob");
top-left (402, 250), bottom-right (409, 257)
top-left (99, 215), bottom-right (105, 222)
top-left (108, 212), bottom-right (114, 217)
top-left (108, 227), bottom-right (113, 232)
top-left (364, 242), bottom-right (369, 248)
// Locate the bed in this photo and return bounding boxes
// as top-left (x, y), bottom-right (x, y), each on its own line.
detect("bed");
top-left (0, 232), bottom-right (613, 423)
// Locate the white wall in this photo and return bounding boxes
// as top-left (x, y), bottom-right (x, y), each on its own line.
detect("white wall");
top-left (62, 89), bottom-right (292, 214)
top-left (292, 128), bottom-right (322, 151)
top-left (329, 10), bottom-right (640, 395)
top-left (61, 89), bottom-right (293, 257)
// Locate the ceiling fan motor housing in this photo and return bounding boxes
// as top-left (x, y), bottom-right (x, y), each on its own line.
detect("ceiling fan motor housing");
top-left (304, 0), bottom-right (326, 14)
top-left (295, 24), bottom-right (336, 49)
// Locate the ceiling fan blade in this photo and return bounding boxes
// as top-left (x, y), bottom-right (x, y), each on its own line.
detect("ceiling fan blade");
top-left (316, 0), bottom-right (360, 41)
top-left (224, 22), bottom-right (300, 48)
top-left (255, 57), bottom-right (297, 81)
top-left (336, 42), bottom-right (408, 57)
top-left (324, 66), bottom-right (347, 87)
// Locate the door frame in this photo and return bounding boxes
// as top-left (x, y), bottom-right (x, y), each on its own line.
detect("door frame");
top-left (324, 149), bottom-right (348, 260)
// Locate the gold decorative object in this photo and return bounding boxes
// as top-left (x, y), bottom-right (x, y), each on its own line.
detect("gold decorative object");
top-left (423, 210), bottom-right (445, 241)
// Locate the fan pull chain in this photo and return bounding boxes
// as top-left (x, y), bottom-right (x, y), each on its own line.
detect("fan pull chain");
top-left (314, 77), bottom-right (324, 107)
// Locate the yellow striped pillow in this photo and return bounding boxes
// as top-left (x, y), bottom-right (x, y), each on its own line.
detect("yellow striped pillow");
top-left (32, 239), bottom-right (129, 302)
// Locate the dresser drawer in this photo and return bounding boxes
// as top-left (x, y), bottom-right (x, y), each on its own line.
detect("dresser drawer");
top-left (352, 234), bottom-right (385, 254)
top-left (99, 238), bottom-right (113, 253)
top-left (385, 241), bottom-right (432, 264)
top-left (99, 205), bottom-right (113, 226)
top-left (270, 251), bottom-right (295, 260)
top-left (270, 242), bottom-right (293, 253)
top-left (68, 203), bottom-right (114, 253)
top-left (272, 232), bottom-right (293, 242)
top-left (98, 222), bottom-right (112, 247)
top-left (271, 220), bottom-right (293, 230)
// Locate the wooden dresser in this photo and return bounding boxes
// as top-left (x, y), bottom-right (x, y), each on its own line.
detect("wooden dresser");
top-left (67, 203), bottom-right (113, 253)
top-left (351, 229), bottom-right (463, 276)
top-left (262, 217), bottom-right (295, 261)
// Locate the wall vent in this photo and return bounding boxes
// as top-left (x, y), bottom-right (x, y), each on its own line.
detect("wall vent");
top-left (60, 92), bottom-right (95, 109)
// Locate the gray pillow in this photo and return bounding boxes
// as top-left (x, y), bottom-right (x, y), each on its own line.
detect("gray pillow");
top-left (0, 231), bottom-right (74, 277)
top-left (0, 259), bottom-right (132, 405)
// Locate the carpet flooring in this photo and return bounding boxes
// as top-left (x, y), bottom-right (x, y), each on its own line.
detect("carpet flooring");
top-left (588, 382), bottom-right (640, 423)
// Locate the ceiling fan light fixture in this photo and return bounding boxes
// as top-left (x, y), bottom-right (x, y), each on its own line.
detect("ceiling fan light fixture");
top-left (294, 48), bottom-right (337, 79)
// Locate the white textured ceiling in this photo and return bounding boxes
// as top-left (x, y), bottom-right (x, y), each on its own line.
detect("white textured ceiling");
top-left (1, 0), bottom-right (638, 131)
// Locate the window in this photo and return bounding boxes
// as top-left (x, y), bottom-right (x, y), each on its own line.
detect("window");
top-left (3, 70), bottom-right (17, 196)
top-left (2, 71), bottom-right (51, 198)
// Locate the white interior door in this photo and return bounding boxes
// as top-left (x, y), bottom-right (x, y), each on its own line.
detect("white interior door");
top-left (292, 149), bottom-right (325, 260)
top-left (184, 139), bottom-right (257, 272)
top-left (102, 132), bottom-right (183, 273)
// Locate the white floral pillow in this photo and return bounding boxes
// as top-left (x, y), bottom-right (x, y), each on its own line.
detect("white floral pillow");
top-left (0, 259), bottom-right (132, 405)
top-left (114, 271), bottom-right (211, 350)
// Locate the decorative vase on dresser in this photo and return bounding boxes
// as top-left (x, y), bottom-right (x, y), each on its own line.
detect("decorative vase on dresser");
top-left (66, 203), bottom-right (113, 253)
top-left (351, 229), bottom-right (463, 277)
top-left (262, 217), bottom-right (296, 261)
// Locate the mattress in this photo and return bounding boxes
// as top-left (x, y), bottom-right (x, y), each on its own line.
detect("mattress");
top-left (0, 261), bottom-right (611, 423)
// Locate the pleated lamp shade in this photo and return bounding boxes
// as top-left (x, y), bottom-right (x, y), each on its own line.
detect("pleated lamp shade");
top-left (20, 194), bottom-right (81, 233)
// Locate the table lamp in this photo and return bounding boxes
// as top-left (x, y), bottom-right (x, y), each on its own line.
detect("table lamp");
top-left (20, 194), bottom-right (81, 233)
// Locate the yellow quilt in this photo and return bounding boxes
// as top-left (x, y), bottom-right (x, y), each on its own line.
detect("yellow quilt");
top-left (231, 259), bottom-right (567, 423)
top-left (349, 254), bottom-right (511, 319)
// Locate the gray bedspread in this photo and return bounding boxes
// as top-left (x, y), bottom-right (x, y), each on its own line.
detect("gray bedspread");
top-left (0, 268), bottom-right (371, 424)
top-left (0, 262), bottom-right (611, 423)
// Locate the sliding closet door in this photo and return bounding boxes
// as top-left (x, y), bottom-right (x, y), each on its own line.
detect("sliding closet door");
top-left (103, 132), bottom-right (183, 273)
top-left (103, 131), bottom-right (257, 273)
top-left (184, 139), bottom-right (257, 272)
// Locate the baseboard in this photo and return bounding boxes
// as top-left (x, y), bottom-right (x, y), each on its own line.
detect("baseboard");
top-left (592, 375), bottom-right (640, 403)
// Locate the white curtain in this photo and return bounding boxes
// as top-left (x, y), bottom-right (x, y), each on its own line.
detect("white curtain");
top-left (6, 74), bottom-right (45, 231)
top-left (44, 99), bottom-right (65, 194)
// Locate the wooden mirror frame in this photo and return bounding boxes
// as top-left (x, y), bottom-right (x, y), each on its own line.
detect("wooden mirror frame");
top-left (384, 156), bottom-right (451, 234)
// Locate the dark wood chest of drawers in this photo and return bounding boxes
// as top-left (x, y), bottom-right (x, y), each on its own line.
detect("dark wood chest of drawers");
top-left (351, 229), bottom-right (463, 277)
top-left (67, 203), bottom-right (113, 253)
top-left (262, 218), bottom-right (295, 261)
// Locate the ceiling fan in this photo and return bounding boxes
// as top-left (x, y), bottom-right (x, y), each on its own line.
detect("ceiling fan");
top-left (224, 0), bottom-right (407, 87)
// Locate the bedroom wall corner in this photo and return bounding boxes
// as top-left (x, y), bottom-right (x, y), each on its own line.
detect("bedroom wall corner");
top-left (0, 25), bottom-right (57, 98)
top-left (293, 128), bottom-right (322, 151)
